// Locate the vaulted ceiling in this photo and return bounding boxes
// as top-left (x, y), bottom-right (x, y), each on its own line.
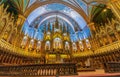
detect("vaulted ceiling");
top-left (0, 0), bottom-right (115, 25)
top-left (0, 0), bottom-right (115, 42)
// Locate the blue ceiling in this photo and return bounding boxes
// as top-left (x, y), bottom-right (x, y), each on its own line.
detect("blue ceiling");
top-left (22, 3), bottom-right (91, 42)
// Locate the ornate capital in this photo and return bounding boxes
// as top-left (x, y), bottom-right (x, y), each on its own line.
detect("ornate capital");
top-left (108, 0), bottom-right (120, 20)
top-left (110, 0), bottom-right (118, 2)
top-left (87, 22), bottom-right (95, 31)
top-left (16, 14), bottom-right (27, 33)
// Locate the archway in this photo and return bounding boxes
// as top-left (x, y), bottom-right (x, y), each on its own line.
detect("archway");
top-left (24, 0), bottom-right (89, 23)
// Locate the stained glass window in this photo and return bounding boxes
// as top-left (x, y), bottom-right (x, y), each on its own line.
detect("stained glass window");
top-left (45, 41), bottom-right (50, 50)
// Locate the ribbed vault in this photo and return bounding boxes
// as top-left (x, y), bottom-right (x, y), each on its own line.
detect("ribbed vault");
top-left (30, 11), bottom-right (81, 31)
top-left (24, 0), bottom-right (89, 23)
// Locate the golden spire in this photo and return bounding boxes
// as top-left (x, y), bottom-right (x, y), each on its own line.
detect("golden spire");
top-left (63, 24), bottom-right (67, 33)
top-left (55, 16), bottom-right (59, 29)
top-left (48, 22), bottom-right (51, 32)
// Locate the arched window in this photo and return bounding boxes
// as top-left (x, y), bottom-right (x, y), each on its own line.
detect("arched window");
top-left (21, 36), bottom-right (28, 48)
top-left (53, 37), bottom-right (62, 49)
top-left (65, 41), bottom-right (69, 50)
top-left (79, 41), bottom-right (84, 51)
top-left (72, 42), bottom-right (77, 52)
top-left (45, 41), bottom-right (50, 50)
top-left (29, 39), bottom-right (34, 49)
top-left (36, 41), bottom-right (41, 50)
top-left (86, 39), bottom-right (91, 49)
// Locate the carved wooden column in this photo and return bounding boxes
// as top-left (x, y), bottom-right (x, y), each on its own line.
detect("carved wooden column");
top-left (106, 33), bottom-right (112, 44)
top-left (7, 28), bottom-right (14, 43)
top-left (87, 22), bottom-right (96, 37)
top-left (14, 14), bottom-right (26, 47)
top-left (108, 0), bottom-right (120, 20)
top-left (114, 31), bottom-right (120, 40)
top-left (0, 5), bottom-right (10, 39)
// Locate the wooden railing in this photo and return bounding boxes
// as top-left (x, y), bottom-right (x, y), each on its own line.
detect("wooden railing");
top-left (73, 41), bottom-right (120, 57)
top-left (1, 39), bottom-right (120, 58)
top-left (0, 63), bottom-right (77, 76)
top-left (0, 39), bottom-right (42, 58)
top-left (104, 62), bottom-right (120, 73)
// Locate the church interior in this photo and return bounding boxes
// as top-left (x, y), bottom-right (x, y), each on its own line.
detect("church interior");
top-left (0, 0), bottom-right (120, 77)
